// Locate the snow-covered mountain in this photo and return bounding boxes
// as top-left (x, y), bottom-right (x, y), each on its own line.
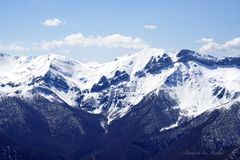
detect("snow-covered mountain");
top-left (0, 49), bottom-right (239, 124)
top-left (0, 49), bottom-right (240, 160)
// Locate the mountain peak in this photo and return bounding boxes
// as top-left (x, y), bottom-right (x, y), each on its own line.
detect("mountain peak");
top-left (176, 49), bottom-right (240, 67)
top-left (176, 49), bottom-right (196, 57)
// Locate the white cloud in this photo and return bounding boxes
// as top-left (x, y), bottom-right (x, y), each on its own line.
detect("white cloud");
top-left (0, 33), bottom-right (149, 54)
top-left (40, 33), bottom-right (148, 50)
top-left (0, 43), bottom-right (30, 52)
top-left (42, 18), bottom-right (63, 27)
top-left (143, 24), bottom-right (158, 29)
top-left (198, 37), bottom-right (240, 56)
top-left (197, 37), bottom-right (214, 43)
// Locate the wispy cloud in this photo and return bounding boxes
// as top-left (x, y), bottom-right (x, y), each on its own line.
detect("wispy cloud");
top-left (0, 43), bottom-right (30, 52)
top-left (0, 33), bottom-right (148, 53)
top-left (143, 24), bottom-right (158, 30)
top-left (198, 37), bottom-right (240, 56)
top-left (197, 37), bottom-right (214, 43)
top-left (42, 18), bottom-right (64, 27)
top-left (40, 33), bottom-right (148, 50)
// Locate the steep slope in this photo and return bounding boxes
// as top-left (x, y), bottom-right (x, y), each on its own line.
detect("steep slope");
top-left (0, 95), bottom-right (106, 159)
top-left (83, 95), bottom-right (240, 160)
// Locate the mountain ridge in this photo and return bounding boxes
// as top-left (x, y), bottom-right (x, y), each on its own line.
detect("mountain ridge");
top-left (0, 48), bottom-right (239, 124)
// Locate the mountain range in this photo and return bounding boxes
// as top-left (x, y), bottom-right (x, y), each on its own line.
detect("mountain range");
top-left (0, 48), bottom-right (239, 160)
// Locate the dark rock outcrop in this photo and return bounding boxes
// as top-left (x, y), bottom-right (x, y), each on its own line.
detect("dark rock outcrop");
top-left (43, 71), bottom-right (69, 93)
top-left (91, 76), bottom-right (110, 92)
top-left (110, 70), bottom-right (130, 85)
top-left (144, 54), bottom-right (173, 74)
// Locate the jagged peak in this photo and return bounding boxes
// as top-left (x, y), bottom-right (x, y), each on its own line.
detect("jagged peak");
top-left (176, 49), bottom-right (240, 67)
top-left (177, 49), bottom-right (216, 60)
top-left (176, 49), bottom-right (195, 57)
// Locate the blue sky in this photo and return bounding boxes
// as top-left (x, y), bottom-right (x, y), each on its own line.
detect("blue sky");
top-left (0, 0), bottom-right (240, 62)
